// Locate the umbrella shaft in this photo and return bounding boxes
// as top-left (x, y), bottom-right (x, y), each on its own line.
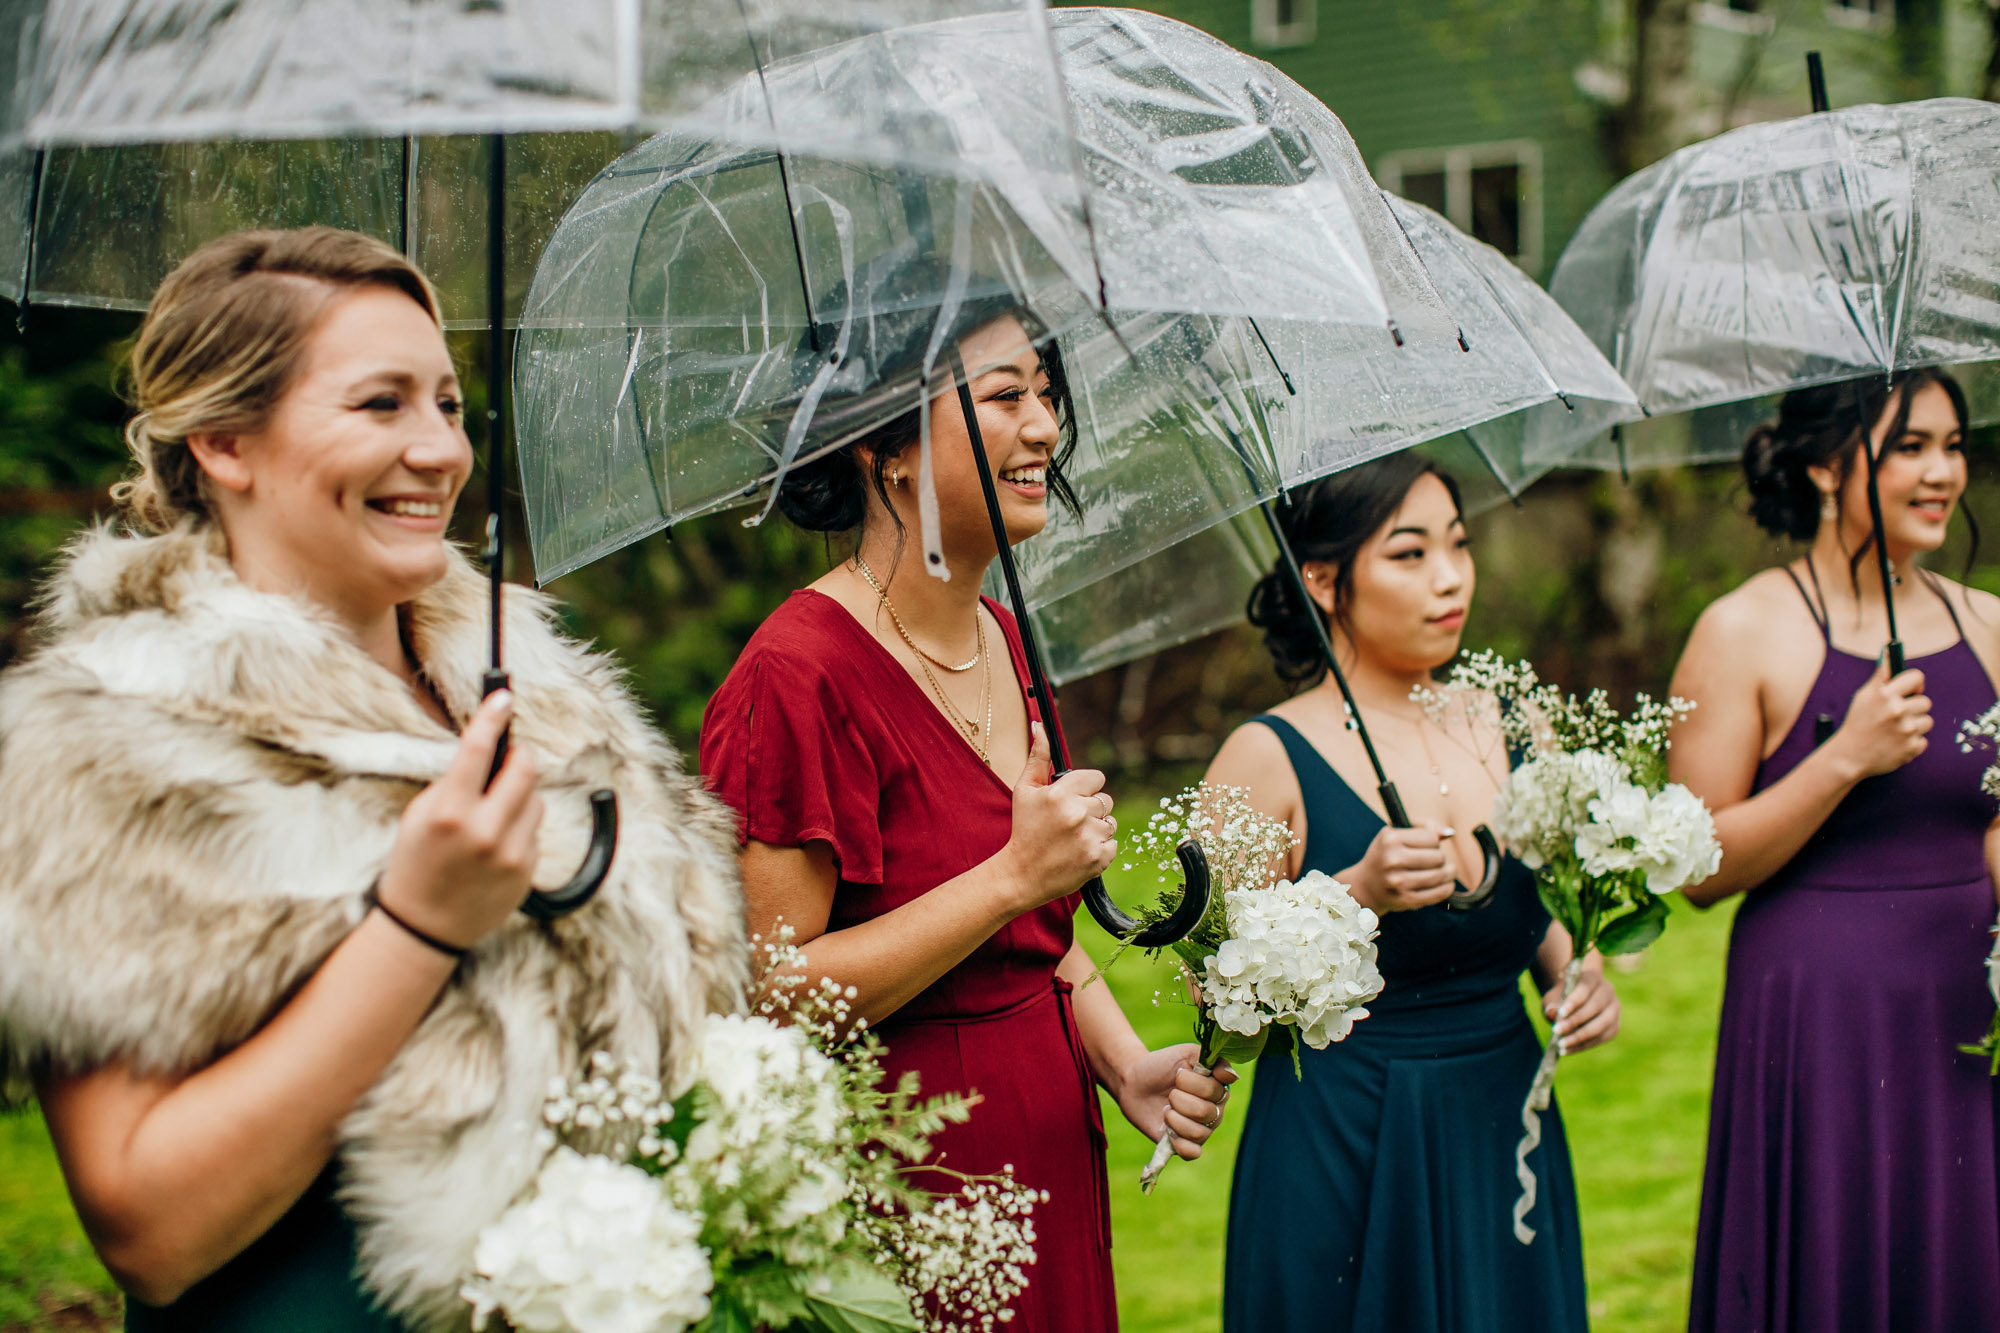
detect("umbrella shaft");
top-left (945, 346), bottom-right (1074, 773)
top-left (1859, 429), bottom-right (1905, 674)
top-left (486, 133), bottom-right (507, 674)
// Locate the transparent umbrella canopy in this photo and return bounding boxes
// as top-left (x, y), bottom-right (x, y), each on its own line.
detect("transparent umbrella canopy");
top-left (0, 0), bottom-right (1089, 324)
top-left (1026, 193), bottom-right (1639, 685)
top-left (1549, 88), bottom-right (2000, 669)
top-left (1548, 96), bottom-right (2000, 466)
top-left (0, 0), bottom-right (1090, 922)
top-left (514, 5), bottom-right (1452, 585)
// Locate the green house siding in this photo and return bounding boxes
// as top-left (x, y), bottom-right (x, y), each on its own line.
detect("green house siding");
top-left (1104, 0), bottom-right (1613, 278)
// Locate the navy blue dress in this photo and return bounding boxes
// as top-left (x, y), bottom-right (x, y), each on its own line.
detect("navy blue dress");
top-left (1223, 715), bottom-right (1589, 1333)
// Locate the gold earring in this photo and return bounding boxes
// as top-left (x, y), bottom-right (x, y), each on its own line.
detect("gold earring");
top-left (1821, 492), bottom-right (1837, 521)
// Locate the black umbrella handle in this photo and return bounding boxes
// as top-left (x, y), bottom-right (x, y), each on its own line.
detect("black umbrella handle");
top-left (945, 346), bottom-right (1209, 948)
top-left (1261, 501), bottom-right (1498, 911)
top-left (481, 132), bottom-right (617, 922)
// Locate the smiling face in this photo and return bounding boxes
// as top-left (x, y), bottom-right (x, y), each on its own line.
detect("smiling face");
top-left (188, 283), bottom-right (472, 627)
top-left (1815, 379), bottom-right (1966, 559)
top-left (1306, 472), bottom-right (1474, 674)
top-left (865, 313), bottom-right (1064, 567)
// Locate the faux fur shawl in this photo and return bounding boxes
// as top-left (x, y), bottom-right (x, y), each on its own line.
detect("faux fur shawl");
top-left (0, 525), bottom-right (747, 1329)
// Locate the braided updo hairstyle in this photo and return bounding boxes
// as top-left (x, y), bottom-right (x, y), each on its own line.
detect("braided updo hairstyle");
top-left (1246, 453), bottom-right (1465, 685)
top-left (115, 227), bottom-right (442, 533)
top-left (1741, 367), bottom-right (1970, 540)
top-left (774, 295), bottom-right (1080, 540)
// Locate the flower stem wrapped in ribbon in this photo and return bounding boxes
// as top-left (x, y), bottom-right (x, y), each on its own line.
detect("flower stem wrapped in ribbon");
top-left (1416, 652), bottom-right (1721, 1244)
top-left (462, 932), bottom-right (1042, 1333)
top-left (1114, 783), bottom-right (1384, 1193)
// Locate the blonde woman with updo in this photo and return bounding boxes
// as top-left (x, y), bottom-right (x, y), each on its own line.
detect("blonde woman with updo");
top-left (0, 228), bottom-right (746, 1331)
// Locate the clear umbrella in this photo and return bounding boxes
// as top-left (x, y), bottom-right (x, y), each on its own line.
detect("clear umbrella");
top-left (1549, 71), bottom-right (2000, 668)
top-left (0, 0), bottom-right (1095, 917)
top-left (513, 7), bottom-right (1457, 941)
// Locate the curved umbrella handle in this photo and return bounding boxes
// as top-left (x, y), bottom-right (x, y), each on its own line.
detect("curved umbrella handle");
top-left (1083, 838), bottom-right (1212, 947)
top-left (521, 789), bottom-right (620, 922)
top-left (482, 669), bottom-right (620, 922)
top-left (1444, 825), bottom-right (1502, 912)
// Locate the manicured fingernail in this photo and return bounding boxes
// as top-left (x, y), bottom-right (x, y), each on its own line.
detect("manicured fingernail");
top-left (488, 689), bottom-right (513, 710)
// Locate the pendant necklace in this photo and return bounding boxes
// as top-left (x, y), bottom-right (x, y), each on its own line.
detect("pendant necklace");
top-left (854, 555), bottom-right (981, 672)
top-left (855, 555), bottom-right (992, 760)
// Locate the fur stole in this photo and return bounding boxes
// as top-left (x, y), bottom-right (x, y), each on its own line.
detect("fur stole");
top-left (0, 524), bottom-right (747, 1329)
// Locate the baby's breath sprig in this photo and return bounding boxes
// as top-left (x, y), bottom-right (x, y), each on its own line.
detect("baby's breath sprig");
top-left (1119, 783), bottom-right (1298, 976)
top-left (1413, 648), bottom-right (1694, 787)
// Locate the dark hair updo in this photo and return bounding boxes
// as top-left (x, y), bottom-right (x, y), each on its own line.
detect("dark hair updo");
top-left (1741, 367), bottom-right (1970, 539)
top-left (1246, 453), bottom-right (1465, 685)
top-left (773, 286), bottom-right (1080, 540)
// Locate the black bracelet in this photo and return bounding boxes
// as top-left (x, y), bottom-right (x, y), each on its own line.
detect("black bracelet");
top-left (363, 880), bottom-right (470, 961)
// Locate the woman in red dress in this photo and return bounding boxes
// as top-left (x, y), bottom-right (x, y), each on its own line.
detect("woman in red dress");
top-left (701, 306), bottom-right (1235, 1330)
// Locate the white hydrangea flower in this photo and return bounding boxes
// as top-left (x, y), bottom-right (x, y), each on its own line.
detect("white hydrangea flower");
top-left (1195, 869), bottom-right (1383, 1052)
top-left (1493, 749), bottom-right (1630, 870)
top-left (1575, 777), bottom-right (1719, 895)
top-left (463, 1147), bottom-right (712, 1333)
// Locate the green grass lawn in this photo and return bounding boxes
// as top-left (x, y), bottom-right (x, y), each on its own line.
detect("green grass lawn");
top-left (0, 881), bottom-right (1735, 1333)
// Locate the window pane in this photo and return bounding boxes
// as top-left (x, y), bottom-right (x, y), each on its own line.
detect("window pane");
top-left (1469, 162), bottom-right (1521, 258)
top-left (1398, 170), bottom-right (1447, 215)
top-left (1274, 0), bottom-right (1296, 26)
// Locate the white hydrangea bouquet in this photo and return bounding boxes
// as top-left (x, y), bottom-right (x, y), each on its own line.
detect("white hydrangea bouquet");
top-left (1117, 783), bottom-right (1384, 1193)
top-left (462, 934), bottom-right (1041, 1333)
top-left (1416, 651), bottom-right (1720, 1243)
top-left (1955, 706), bottom-right (2000, 1073)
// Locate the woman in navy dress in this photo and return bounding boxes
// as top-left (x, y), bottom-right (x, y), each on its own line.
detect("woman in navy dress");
top-left (1673, 369), bottom-right (2000, 1332)
top-left (1207, 454), bottom-right (1617, 1332)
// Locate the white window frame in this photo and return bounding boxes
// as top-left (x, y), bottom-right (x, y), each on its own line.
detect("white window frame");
top-left (1251, 0), bottom-right (1316, 49)
top-left (1377, 139), bottom-right (1545, 273)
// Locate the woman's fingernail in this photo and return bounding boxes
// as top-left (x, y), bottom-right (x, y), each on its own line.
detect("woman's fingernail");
top-left (488, 689), bottom-right (513, 710)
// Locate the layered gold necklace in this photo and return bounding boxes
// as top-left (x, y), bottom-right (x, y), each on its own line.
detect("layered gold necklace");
top-left (855, 555), bottom-right (992, 761)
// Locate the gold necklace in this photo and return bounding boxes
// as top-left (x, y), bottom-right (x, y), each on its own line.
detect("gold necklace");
top-left (1348, 695), bottom-right (1451, 797)
top-left (854, 556), bottom-right (982, 672)
top-left (855, 556), bottom-right (993, 760)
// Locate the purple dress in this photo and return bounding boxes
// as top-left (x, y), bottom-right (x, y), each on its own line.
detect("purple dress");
top-left (1689, 570), bottom-right (2000, 1333)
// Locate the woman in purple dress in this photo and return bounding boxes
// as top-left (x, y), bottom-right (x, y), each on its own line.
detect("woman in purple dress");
top-left (1671, 368), bottom-right (2000, 1332)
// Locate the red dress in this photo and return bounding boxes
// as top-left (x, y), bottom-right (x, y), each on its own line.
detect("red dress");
top-left (700, 589), bottom-right (1117, 1332)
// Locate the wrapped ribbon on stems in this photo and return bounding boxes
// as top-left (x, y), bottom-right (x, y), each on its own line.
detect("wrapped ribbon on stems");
top-left (1414, 653), bottom-right (1722, 1244)
top-left (1104, 784), bottom-right (1384, 1194)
